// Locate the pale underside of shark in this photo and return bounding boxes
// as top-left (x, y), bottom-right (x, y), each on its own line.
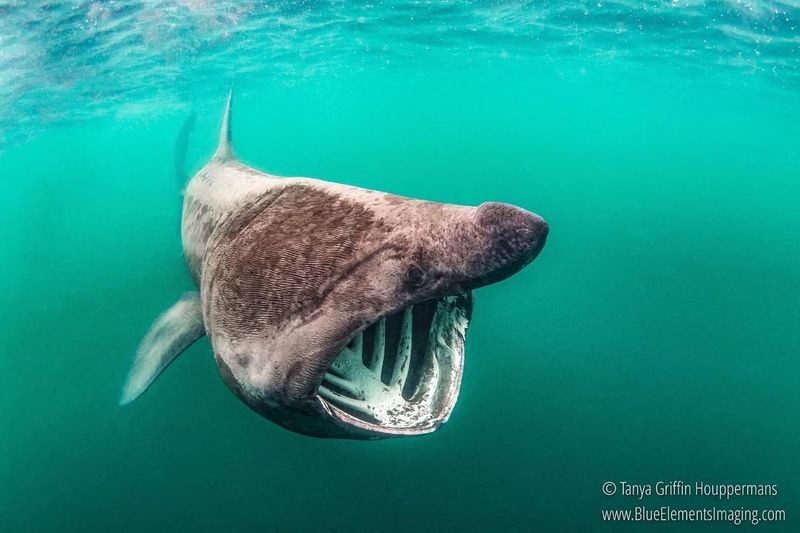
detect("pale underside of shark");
top-left (120, 92), bottom-right (548, 439)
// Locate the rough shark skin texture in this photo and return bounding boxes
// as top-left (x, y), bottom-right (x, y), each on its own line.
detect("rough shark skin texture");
top-left (123, 93), bottom-right (548, 439)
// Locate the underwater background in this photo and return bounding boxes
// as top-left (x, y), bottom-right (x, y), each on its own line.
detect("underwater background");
top-left (1, 1), bottom-right (799, 531)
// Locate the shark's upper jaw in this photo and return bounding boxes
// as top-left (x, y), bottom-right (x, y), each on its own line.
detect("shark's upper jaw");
top-left (317, 293), bottom-right (472, 437)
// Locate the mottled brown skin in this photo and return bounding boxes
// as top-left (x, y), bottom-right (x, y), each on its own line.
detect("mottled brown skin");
top-left (194, 172), bottom-right (547, 438)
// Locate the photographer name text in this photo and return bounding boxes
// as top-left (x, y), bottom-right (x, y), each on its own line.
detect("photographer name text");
top-left (603, 481), bottom-right (778, 500)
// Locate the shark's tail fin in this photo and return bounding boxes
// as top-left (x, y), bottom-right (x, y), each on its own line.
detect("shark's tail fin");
top-left (174, 111), bottom-right (196, 191)
top-left (213, 88), bottom-right (235, 161)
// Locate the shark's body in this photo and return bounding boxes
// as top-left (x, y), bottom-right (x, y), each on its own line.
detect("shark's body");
top-left (121, 93), bottom-right (548, 439)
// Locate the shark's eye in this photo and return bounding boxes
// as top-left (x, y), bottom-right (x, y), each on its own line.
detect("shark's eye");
top-left (406, 264), bottom-right (426, 287)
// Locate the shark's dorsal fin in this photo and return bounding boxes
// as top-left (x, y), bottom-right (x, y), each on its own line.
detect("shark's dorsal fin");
top-left (213, 88), bottom-right (235, 161)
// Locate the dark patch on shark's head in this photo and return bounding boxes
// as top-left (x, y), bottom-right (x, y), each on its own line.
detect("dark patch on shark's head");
top-left (205, 181), bottom-right (547, 439)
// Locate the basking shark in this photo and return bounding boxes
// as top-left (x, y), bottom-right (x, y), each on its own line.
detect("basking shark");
top-left (121, 92), bottom-right (548, 439)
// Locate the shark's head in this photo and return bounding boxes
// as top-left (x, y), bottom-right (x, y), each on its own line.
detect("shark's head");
top-left (205, 178), bottom-right (547, 439)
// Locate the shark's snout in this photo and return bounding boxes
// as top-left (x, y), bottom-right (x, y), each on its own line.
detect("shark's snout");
top-left (465, 202), bottom-right (548, 289)
top-left (476, 201), bottom-right (548, 261)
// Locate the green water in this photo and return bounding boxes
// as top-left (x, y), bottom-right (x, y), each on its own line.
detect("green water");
top-left (3, 5), bottom-right (800, 532)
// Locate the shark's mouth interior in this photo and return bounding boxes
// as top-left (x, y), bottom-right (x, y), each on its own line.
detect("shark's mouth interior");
top-left (318, 294), bottom-right (471, 435)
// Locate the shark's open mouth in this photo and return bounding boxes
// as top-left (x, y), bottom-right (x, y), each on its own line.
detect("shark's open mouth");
top-left (318, 293), bottom-right (472, 435)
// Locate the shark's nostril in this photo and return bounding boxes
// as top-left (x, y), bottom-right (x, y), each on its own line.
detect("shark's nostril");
top-left (498, 237), bottom-right (515, 259)
top-left (516, 227), bottom-right (534, 243)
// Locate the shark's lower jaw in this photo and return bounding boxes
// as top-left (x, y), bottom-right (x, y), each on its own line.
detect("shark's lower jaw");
top-left (318, 293), bottom-right (472, 437)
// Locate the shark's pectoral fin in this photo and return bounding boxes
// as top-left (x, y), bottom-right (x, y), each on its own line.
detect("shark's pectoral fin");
top-left (120, 292), bottom-right (206, 406)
